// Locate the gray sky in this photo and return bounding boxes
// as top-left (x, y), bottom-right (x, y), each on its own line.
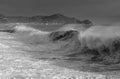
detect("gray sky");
top-left (0, 0), bottom-right (120, 25)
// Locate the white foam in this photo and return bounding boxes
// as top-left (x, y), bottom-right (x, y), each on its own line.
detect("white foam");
top-left (30, 30), bottom-right (50, 36)
top-left (0, 43), bottom-right (10, 48)
top-left (80, 25), bottom-right (120, 39)
top-left (13, 23), bottom-right (50, 36)
top-left (14, 24), bottom-right (36, 32)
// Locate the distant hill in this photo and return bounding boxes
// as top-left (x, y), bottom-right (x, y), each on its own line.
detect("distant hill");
top-left (0, 13), bottom-right (93, 25)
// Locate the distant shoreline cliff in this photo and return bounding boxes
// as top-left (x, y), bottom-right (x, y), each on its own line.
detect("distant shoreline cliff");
top-left (0, 13), bottom-right (93, 25)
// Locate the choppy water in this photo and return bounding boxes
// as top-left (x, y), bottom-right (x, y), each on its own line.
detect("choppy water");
top-left (0, 23), bottom-right (120, 79)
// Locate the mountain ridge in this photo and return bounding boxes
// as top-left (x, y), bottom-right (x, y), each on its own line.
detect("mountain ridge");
top-left (0, 13), bottom-right (93, 25)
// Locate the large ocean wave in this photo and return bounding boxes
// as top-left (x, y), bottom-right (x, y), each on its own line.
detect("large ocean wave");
top-left (10, 23), bottom-right (120, 65)
top-left (49, 24), bottom-right (120, 65)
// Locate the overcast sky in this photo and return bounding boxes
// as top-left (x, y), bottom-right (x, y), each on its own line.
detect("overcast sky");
top-left (0, 0), bottom-right (120, 25)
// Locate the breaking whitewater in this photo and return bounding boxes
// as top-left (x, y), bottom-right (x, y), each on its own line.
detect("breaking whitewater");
top-left (0, 23), bottom-right (120, 79)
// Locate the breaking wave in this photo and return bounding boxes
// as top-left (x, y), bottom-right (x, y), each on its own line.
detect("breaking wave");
top-left (81, 25), bottom-right (120, 39)
top-left (10, 23), bottom-right (120, 65)
top-left (48, 25), bottom-right (120, 65)
top-left (13, 23), bottom-right (50, 35)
